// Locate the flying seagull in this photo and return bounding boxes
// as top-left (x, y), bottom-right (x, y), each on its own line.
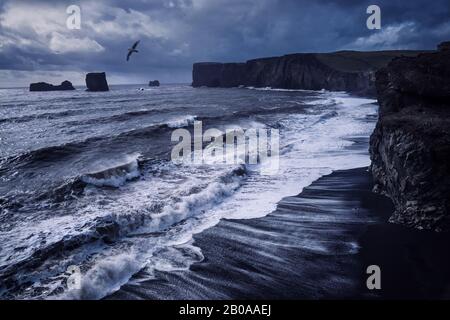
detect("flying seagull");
top-left (127, 40), bottom-right (140, 61)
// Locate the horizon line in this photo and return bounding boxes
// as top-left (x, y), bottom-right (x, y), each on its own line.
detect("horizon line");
top-left (0, 82), bottom-right (191, 89)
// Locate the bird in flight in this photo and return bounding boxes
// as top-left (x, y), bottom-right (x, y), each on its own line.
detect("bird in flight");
top-left (127, 40), bottom-right (140, 61)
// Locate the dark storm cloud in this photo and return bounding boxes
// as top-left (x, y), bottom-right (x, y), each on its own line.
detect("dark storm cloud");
top-left (0, 0), bottom-right (449, 85)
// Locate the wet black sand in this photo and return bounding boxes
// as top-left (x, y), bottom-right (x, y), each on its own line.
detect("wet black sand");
top-left (358, 205), bottom-right (450, 299)
top-left (108, 167), bottom-right (450, 300)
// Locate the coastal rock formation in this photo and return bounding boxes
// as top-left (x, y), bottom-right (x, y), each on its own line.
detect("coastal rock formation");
top-left (370, 42), bottom-right (450, 231)
top-left (148, 80), bottom-right (160, 87)
top-left (85, 72), bottom-right (109, 91)
top-left (192, 51), bottom-right (423, 95)
top-left (438, 41), bottom-right (450, 51)
top-left (193, 62), bottom-right (247, 88)
top-left (29, 80), bottom-right (75, 92)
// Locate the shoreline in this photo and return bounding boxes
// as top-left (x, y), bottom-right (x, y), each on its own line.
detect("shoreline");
top-left (0, 87), bottom-right (380, 300)
top-left (108, 167), bottom-right (450, 299)
top-left (106, 167), bottom-right (400, 299)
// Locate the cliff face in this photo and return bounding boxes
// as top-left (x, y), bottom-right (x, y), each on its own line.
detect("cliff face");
top-left (192, 62), bottom-right (247, 88)
top-left (192, 51), bottom-right (423, 95)
top-left (244, 54), bottom-right (374, 94)
top-left (370, 42), bottom-right (450, 231)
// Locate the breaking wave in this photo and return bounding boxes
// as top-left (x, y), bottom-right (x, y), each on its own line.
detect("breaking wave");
top-left (0, 85), bottom-right (379, 300)
top-left (81, 157), bottom-right (141, 188)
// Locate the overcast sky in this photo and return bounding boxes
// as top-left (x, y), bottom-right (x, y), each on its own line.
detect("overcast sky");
top-left (0, 0), bottom-right (449, 87)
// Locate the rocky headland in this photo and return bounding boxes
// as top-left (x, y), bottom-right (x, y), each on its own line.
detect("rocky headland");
top-left (370, 41), bottom-right (450, 232)
top-left (192, 50), bottom-right (424, 96)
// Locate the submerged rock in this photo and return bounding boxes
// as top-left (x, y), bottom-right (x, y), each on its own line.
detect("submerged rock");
top-left (370, 41), bottom-right (450, 231)
top-left (85, 72), bottom-right (109, 92)
top-left (29, 80), bottom-right (75, 92)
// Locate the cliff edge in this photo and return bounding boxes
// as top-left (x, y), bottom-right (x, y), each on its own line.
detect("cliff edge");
top-left (370, 42), bottom-right (450, 231)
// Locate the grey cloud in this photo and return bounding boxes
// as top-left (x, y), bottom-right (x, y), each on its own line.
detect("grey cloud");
top-left (0, 0), bottom-right (449, 86)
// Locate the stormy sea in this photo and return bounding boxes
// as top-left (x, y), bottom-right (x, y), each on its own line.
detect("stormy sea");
top-left (0, 85), bottom-right (384, 299)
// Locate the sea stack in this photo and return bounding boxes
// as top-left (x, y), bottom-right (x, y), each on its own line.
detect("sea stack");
top-left (85, 72), bottom-right (109, 91)
top-left (149, 80), bottom-right (160, 87)
top-left (29, 80), bottom-right (75, 92)
top-left (369, 41), bottom-right (450, 231)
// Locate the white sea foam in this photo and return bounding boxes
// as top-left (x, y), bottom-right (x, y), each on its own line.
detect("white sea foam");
top-left (167, 115), bottom-right (196, 128)
top-left (81, 156), bottom-right (141, 188)
top-left (62, 253), bottom-right (142, 300)
top-left (0, 90), bottom-right (379, 300)
top-left (62, 92), bottom-right (376, 300)
top-left (245, 86), bottom-right (321, 93)
top-left (211, 92), bottom-right (377, 221)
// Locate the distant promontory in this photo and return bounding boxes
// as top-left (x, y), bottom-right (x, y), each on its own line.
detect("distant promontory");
top-left (192, 50), bottom-right (425, 96)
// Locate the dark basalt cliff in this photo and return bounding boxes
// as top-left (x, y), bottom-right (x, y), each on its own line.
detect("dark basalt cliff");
top-left (29, 80), bottom-right (75, 92)
top-left (370, 42), bottom-right (450, 231)
top-left (85, 72), bottom-right (109, 92)
top-left (192, 50), bottom-right (423, 96)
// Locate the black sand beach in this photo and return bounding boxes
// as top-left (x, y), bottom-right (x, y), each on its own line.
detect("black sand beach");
top-left (107, 167), bottom-right (450, 300)
top-left (358, 205), bottom-right (450, 299)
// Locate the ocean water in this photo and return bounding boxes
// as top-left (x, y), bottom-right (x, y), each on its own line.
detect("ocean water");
top-left (0, 84), bottom-right (377, 299)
